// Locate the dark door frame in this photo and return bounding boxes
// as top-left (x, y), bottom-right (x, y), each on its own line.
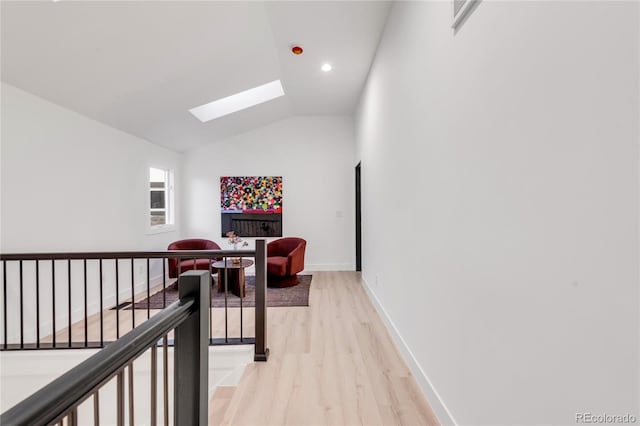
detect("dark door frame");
top-left (355, 162), bottom-right (362, 271)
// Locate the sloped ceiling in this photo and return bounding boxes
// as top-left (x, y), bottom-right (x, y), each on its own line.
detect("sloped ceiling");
top-left (1, 1), bottom-right (391, 152)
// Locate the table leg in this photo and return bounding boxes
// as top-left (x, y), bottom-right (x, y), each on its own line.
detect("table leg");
top-left (238, 268), bottom-right (245, 298)
top-left (217, 270), bottom-right (225, 293)
top-left (217, 269), bottom-right (245, 298)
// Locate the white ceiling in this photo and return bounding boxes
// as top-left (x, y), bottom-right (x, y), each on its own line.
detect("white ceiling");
top-left (1, 1), bottom-right (391, 152)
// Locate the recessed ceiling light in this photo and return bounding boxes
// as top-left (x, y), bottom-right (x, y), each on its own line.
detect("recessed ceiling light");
top-left (189, 80), bottom-right (285, 123)
top-left (321, 63), bottom-right (333, 72)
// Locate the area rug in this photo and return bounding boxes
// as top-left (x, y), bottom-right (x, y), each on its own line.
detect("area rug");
top-left (129, 275), bottom-right (312, 309)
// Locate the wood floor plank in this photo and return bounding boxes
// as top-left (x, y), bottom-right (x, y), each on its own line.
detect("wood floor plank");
top-left (210, 386), bottom-right (237, 425)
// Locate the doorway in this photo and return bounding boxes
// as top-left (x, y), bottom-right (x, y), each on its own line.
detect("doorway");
top-left (355, 162), bottom-right (362, 271)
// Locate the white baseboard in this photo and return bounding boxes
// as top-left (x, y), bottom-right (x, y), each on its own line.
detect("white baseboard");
top-left (304, 263), bottom-right (354, 272)
top-left (361, 276), bottom-right (457, 426)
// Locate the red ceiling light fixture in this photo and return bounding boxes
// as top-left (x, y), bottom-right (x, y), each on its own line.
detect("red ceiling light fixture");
top-left (290, 45), bottom-right (303, 55)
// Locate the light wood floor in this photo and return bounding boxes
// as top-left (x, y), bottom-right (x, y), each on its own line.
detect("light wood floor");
top-left (43, 271), bottom-right (439, 425)
top-left (215, 271), bottom-right (439, 426)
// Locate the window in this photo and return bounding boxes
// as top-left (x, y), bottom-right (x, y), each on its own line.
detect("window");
top-left (149, 167), bottom-right (174, 229)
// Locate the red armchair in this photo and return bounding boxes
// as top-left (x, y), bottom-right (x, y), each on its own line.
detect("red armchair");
top-left (167, 239), bottom-right (221, 278)
top-left (267, 237), bottom-right (306, 287)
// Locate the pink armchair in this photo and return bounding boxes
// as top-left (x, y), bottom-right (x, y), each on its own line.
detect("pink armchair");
top-left (266, 237), bottom-right (306, 287)
top-left (167, 239), bottom-right (221, 278)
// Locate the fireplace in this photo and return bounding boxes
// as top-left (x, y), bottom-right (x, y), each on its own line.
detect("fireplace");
top-left (221, 213), bottom-right (282, 238)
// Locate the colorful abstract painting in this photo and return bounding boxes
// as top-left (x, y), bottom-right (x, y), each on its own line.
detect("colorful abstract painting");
top-left (220, 176), bottom-right (283, 213)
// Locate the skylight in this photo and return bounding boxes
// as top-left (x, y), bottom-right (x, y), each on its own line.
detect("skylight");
top-left (189, 80), bottom-right (285, 122)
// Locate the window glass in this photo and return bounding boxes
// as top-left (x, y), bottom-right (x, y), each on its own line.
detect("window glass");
top-left (149, 167), bottom-right (173, 228)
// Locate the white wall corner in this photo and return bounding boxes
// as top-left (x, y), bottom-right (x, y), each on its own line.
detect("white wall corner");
top-left (361, 276), bottom-right (457, 426)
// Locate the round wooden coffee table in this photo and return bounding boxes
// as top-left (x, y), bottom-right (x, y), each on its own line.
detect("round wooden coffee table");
top-left (212, 259), bottom-right (254, 298)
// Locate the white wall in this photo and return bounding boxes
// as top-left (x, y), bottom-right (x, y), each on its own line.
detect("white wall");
top-left (356, 2), bottom-right (639, 425)
top-left (1, 83), bottom-right (183, 343)
top-left (183, 116), bottom-right (355, 271)
top-left (1, 82), bottom-right (181, 252)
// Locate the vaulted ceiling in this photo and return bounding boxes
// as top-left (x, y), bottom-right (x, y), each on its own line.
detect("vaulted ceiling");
top-left (1, 1), bottom-right (391, 152)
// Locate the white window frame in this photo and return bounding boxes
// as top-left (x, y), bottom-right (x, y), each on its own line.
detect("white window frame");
top-left (147, 167), bottom-right (175, 234)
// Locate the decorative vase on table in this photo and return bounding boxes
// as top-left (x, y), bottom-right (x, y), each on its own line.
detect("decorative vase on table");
top-left (231, 243), bottom-right (241, 264)
top-left (227, 231), bottom-right (247, 264)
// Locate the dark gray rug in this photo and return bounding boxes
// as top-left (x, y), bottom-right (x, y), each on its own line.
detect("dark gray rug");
top-left (130, 275), bottom-right (312, 309)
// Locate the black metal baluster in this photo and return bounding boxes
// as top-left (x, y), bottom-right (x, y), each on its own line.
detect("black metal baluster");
top-left (116, 259), bottom-right (120, 340)
top-left (128, 362), bottom-right (134, 426)
top-left (19, 260), bottom-right (23, 349)
top-left (93, 391), bottom-right (100, 426)
top-left (117, 369), bottom-right (124, 426)
top-left (209, 258), bottom-right (213, 344)
top-left (162, 260), bottom-right (166, 309)
top-left (67, 259), bottom-right (71, 347)
top-left (240, 256), bottom-right (243, 342)
top-left (131, 258), bottom-right (135, 329)
top-left (146, 258), bottom-right (150, 320)
top-left (83, 259), bottom-right (88, 347)
top-left (52, 260), bottom-right (56, 348)
top-left (36, 261), bottom-right (40, 348)
top-left (163, 334), bottom-right (169, 426)
top-left (151, 343), bottom-right (157, 426)
top-left (69, 407), bottom-right (78, 426)
top-left (99, 259), bottom-right (104, 347)
top-left (224, 256), bottom-right (228, 343)
top-left (3, 261), bottom-right (6, 349)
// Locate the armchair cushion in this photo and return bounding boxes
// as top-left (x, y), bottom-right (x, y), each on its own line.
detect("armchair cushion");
top-left (177, 258), bottom-right (215, 275)
top-left (267, 256), bottom-right (288, 276)
top-left (266, 237), bottom-right (306, 287)
top-left (167, 238), bottom-right (221, 278)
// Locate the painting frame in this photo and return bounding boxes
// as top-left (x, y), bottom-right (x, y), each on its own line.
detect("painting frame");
top-left (220, 176), bottom-right (283, 238)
